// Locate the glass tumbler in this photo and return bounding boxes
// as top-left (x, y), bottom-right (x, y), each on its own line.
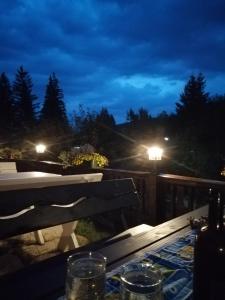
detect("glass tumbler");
top-left (65, 251), bottom-right (107, 300)
top-left (120, 262), bottom-right (163, 300)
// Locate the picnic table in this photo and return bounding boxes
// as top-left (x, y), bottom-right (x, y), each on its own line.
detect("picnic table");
top-left (0, 205), bottom-right (208, 299)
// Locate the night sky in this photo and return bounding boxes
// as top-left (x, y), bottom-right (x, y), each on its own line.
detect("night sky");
top-left (1, 0), bottom-right (225, 123)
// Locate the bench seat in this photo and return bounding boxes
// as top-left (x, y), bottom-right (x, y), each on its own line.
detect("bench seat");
top-left (0, 178), bottom-right (140, 251)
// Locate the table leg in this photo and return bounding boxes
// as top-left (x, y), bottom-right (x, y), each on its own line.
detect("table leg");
top-left (34, 230), bottom-right (45, 245)
top-left (58, 221), bottom-right (79, 252)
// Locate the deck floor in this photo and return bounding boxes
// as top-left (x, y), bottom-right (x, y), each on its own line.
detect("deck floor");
top-left (0, 226), bottom-right (89, 277)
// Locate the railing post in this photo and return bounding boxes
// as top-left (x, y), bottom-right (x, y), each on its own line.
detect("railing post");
top-left (144, 173), bottom-right (157, 225)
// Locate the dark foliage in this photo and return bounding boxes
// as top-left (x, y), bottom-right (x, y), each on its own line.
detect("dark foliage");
top-left (73, 105), bottom-right (98, 147)
top-left (0, 73), bottom-right (15, 143)
top-left (171, 74), bottom-right (224, 178)
top-left (176, 73), bottom-right (209, 121)
top-left (39, 73), bottom-right (72, 154)
top-left (73, 106), bottom-right (116, 158)
top-left (40, 73), bottom-right (69, 128)
top-left (13, 66), bottom-right (38, 140)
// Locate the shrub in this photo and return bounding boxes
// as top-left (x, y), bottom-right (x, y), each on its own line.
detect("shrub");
top-left (58, 149), bottom-right (109, 168)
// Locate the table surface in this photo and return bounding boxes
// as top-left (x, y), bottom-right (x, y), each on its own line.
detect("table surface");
top-left (0, 171), bottom-right (61, 180)
top-left (0, 171), bottom-right (61, 191)
top-left (0, 205), bottom-right (208, 300)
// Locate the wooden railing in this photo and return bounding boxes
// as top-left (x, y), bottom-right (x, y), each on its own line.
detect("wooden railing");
top-left (157, 174), bottom-right (225, 223)
top-left (14, 160), bottom-right (225, 226)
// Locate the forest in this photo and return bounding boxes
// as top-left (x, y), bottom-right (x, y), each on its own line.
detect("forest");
top-left (1, 66), bottom-right (225, 180)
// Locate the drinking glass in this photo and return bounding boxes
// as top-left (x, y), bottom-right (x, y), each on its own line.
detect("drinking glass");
top-left (120, 262), bottom-right (163, 300)
top-left (65, 251), bottom-right (107, 300)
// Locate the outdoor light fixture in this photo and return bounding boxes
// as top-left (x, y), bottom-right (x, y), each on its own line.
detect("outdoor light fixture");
top-left (35, 143), bottom-right (46, 154)
top-left (147, 146), bottom-right (163, 161)
top-left (147, 146), bottom-right (163, 174)
top-left (164, 137), bottom-right (169, 141)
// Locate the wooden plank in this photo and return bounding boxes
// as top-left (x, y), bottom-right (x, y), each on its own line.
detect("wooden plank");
top-left (0, 172), bottom-right (103, 191)
top-left (159, 173), bottom-right (225, 188)
top-left (101, 205), bottom-right (208, 264)
top-left (0, 178), bottom-right (140, 239)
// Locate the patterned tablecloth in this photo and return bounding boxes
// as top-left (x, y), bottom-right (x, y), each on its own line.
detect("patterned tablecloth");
top-left (59, 230), bottom-right (196, 300)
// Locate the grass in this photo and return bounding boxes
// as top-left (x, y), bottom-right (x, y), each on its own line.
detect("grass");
top-left (75, 219), bottom-right (110, 243)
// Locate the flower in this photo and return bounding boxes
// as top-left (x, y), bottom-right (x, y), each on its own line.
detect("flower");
top-left (72, 153), bottom-right (108, 167)
top-left (58, 150), bottom-right (109, 168)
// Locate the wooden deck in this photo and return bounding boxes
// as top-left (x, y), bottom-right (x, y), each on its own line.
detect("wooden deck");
top-left (0, 205), bottom-right (208, 300)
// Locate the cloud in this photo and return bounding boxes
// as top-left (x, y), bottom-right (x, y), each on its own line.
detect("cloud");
top-left (0, 0), bottom-right (225, 123)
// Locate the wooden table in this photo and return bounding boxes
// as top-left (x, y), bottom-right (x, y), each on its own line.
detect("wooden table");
top-left (0, 171), bottom-right (61, 191)
top-left (0, 205), bottom-right (208, 300)
top-left (0, 172), bottom-right (61, 244)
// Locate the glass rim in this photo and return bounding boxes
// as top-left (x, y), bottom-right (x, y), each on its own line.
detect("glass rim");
top-left (120, 262), bottom-right (162, 292)
top-left (121, 274), bottom-right (162, 289)
top-left (67, 251), bottom-right (107, 264)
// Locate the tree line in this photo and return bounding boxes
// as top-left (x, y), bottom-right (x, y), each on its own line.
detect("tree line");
top-left (1, 67), bottom-right (225, 179)
top-left (0, 67), bottom-right (70, 150)
top-left (120, 73), bottom-right (225, 179)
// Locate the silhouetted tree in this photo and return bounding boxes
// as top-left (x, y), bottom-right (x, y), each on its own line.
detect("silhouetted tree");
top-left (39, 73), bottom-right (71, 153)
top-left (174, 74), bottom-right (213, 177)
top-left (138, 107), bottom-right (151, 122)
top-left (205, 95), bottom-right (225, 174)
top-left (73, 107), bottom-right (116, 158)
top-left (127, 108), bottom-right (139, 122)
top-left (96, 108), bottom-right (115, 128)
top-left (95, 107), bottom-right (116, 156)
top-left (126, 107), bottom-right (151, 123)
top-left (0, 73), bottom-right (15, 143)
top-left (176, 73), bottom-right (209, 122)
top-left (126, 107), bottom-right (152, 139)
top-left (13, 66), bottom-right (38, 140)
top-left (73, 106), bottom-right (98, 147)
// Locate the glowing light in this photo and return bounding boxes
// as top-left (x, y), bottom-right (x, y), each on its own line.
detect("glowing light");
top-left (35, 144), bottom-right (46, 154)
top-left (164, 137), bottom-right (169, 141)
top-left (147, 146), bottom-right (163, 161)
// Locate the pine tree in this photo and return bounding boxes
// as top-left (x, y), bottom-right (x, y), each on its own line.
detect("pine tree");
top-left (138, 107), bottom-right (151, 122)
top-left (126, 108), bottom-right (139, 122)
top-left (0, 72), bottom-right (15, 141)
top-left (13, 66), bottom-right (37, 138)
top-left (95, 107), bottom-right (116, 155)
top-left (176, 73), bottom-right (209, 121)
top-left (126, 107), bottom-right (151, 123)
top-left (73, 106), bottom-right (98, 147)
top-left (96, 107), bottom-right (115, 128)
top-left (39, 73), bottom-right (71, 150)
top-left (174, 74), bottom-right (210, 177)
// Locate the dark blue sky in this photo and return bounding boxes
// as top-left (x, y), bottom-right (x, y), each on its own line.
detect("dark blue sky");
top-left (1, 0), bottom-right (225, 123)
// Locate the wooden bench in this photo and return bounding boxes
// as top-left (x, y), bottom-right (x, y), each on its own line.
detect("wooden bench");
top-left (0, 172), bottom-right (103, 247)
top-left (0, 178), bottom-right (140, 251)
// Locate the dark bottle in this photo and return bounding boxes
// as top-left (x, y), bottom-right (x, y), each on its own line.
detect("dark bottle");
top-left (193, 189), bottom-right (225, 300)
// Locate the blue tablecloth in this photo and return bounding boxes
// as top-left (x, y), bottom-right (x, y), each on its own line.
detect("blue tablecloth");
top-left (59, 230), bottom-right (196, 300)
top-left (105, 230), bottom-right (195, 300)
